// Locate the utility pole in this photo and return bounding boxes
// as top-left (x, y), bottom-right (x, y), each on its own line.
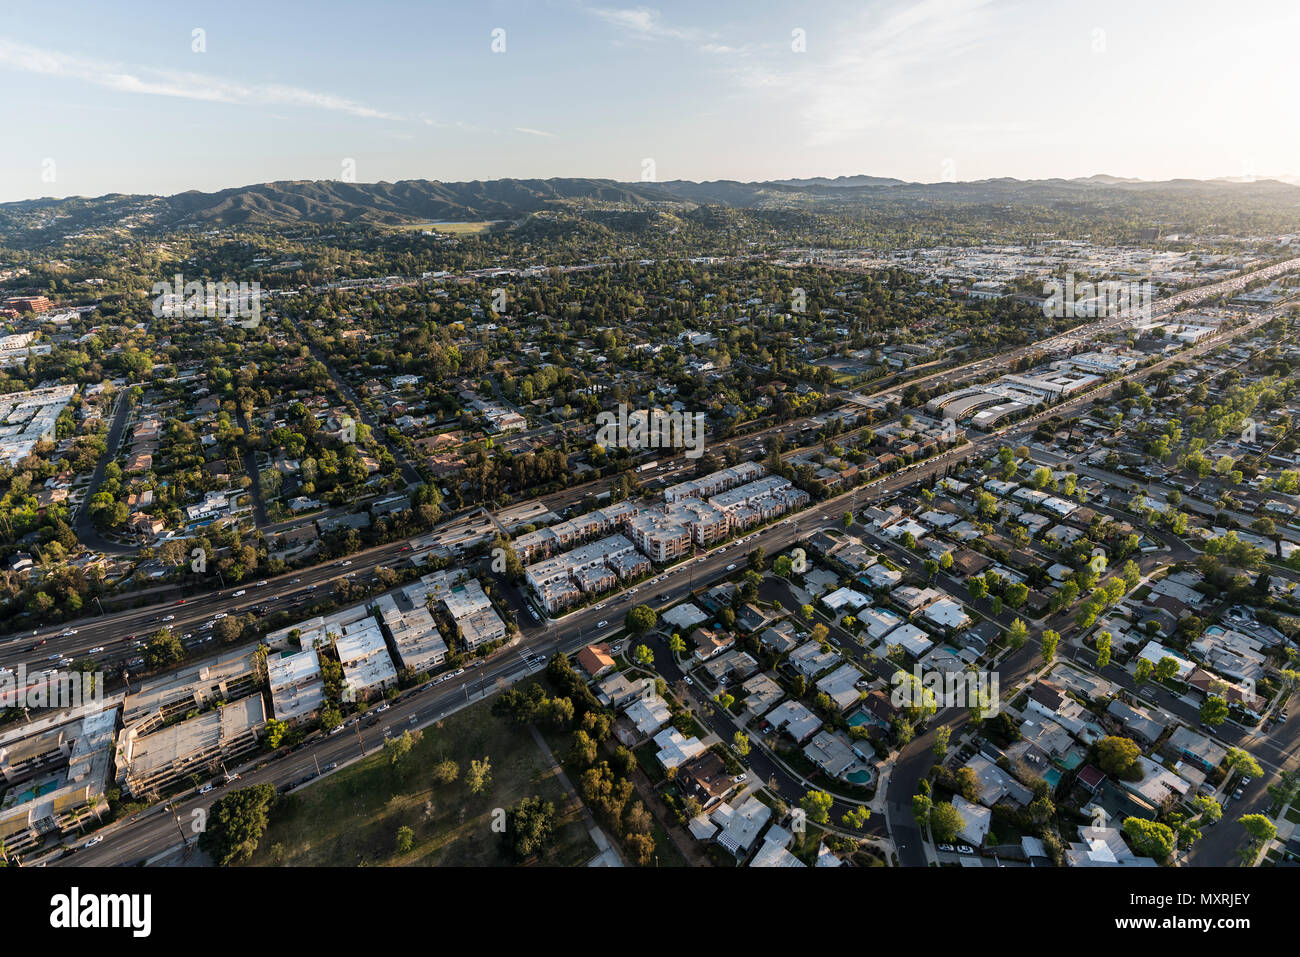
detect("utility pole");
top-left (355, 718), bottom-right (365, 756)
top-left (167, 802), bottom-right (188, 852)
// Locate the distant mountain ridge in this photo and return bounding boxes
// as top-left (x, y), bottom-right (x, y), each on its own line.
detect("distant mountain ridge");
top-left (4, 173), bottom-right (1300, 235)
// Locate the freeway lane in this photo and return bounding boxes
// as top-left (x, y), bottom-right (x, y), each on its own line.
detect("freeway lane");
top-left (26, 265), bottom-right (1300, 865)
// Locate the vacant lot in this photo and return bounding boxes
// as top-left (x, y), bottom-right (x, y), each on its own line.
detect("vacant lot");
top-left (245, 699), bottom-right (596, 866)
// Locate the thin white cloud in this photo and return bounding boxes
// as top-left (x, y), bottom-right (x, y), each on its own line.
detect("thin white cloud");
top-left (725, 0), bottom-right (999, 147)
top-left (515, 127), bottom-right (558, 138)
top-left (0, 37), bottom-right (400, 120)
top-left (586, 6), bottom-right (698, 41)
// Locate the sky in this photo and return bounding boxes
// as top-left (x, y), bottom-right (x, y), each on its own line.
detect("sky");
top-left (1, 0), bottom-right (1297, 202)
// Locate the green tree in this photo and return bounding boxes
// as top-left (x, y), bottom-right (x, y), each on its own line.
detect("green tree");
top-left (1199, 695), bottom-right (1229, 728)
top-left (466, 756), bottom-right (492, 795)
top-left (632, 644), bottom-right (654, 668)
top-left (625, 604), bottom-right (657, 634)
top-left (732, 731), bottom-right (750, 757)
top-left (1096, 735), bottom-right (1143, 779)
top-left (1041, 629), bottom-right (1059, 663)
top-left (198, 783), bottom-right (278, 866)
top-left (929, 802), bottom-right (965, 843)
top-left (1122, 817), bottom-right (1176, 861)
top-left (504, 796), bottom-right (558, 861)
top-left (1007, 618), bottom-right (1029, 651)
top-left (912, 794), bottom-right (933, 828)
top-left (1095, 631), bottom-right (1112, 669)
top-left (144, 628), bottom-right (184, 668)
top-left (800, 789), bottom-right (833, 825)
top-left (842, 806), bottom-right (871, 829)
top-left (1224, 748), bottom-right (1263, 779)
top-left (933, 725), bottom-right (951, 759)
top-left (263, 718), bottom-right (288, 749)
top-left (395, 825), bottom-right (415, 853)
top-left (1154, 656), bottom-right (1180, 683)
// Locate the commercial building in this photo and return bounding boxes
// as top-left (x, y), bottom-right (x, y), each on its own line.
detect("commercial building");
top-left (116, 694), bottom-right (266, 797)
top-left (267, 649), bottom-right (325, 725)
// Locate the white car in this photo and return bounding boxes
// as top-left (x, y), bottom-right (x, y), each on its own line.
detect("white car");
top-left (256, 580), bottom-right (269, 587)
top-left (88, 646), bottom-right (105, 654)
top-left (597, 620), bottom-right (609, 628)
top-left (342, 560), bottom-right (353, 567)
top-left (726, 564), bottom-right (737, 571)
top-left (213, 612), bottom-right (228, 620)
top-left (232, 590), bottom-right (246, 598)
top-left (161, 614), bottom-right (175, 622)
top-left (60, 628), bottom-right (78, 637)
top-left (83, 835), bottom-right (103, 849)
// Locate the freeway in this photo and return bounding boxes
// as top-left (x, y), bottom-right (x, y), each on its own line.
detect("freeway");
top-left (19, 260), bottom-right (1300, 865)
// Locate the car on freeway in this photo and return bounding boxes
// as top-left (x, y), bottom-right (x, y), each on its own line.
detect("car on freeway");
top-left (199, 783), bottom-right (214, 794)
top-left (60, 628), bottom-right (78, 637)
top-left (375, 703), bottom-right (391, 713)
top-left (342, 560), bottom-right (353, 567)
top-left (323, 762), bottom-right (338, 772)
top-left (84, 835), bottom-right (104, 849)
top-left (89, 646), bottom-right (105, 654)
top-left (597, 620), bottom-right (609, 628)
top-left (726, 563), bottom-right (737, 571)
top-left (232, 590), bottom-right (246, 598)
top-left (162, 614), bottom-right (175, 622)
top-left (213, 612), bottom-right (228, 620)
top-left (256, 580), bottom-right (269, 587)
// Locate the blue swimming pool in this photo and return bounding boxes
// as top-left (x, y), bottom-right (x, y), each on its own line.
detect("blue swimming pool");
top-left (844, 768), bottom-right (873, 785)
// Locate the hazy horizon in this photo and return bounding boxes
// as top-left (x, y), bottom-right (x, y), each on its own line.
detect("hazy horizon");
top-left (3, 0), bottom-right (1297, 203)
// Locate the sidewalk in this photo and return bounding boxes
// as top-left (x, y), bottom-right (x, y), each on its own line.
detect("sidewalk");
top-left (526, 724), bottom-right (624, 867)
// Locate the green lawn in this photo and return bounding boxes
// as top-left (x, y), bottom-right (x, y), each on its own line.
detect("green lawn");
top-left (244, 698), bottom-right (596, 867)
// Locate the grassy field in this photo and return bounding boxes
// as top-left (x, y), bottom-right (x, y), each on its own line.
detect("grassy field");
top-left (389, 220), bottom-right (498, 235)
top-left (245, 698), bottom-right (596, 867)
